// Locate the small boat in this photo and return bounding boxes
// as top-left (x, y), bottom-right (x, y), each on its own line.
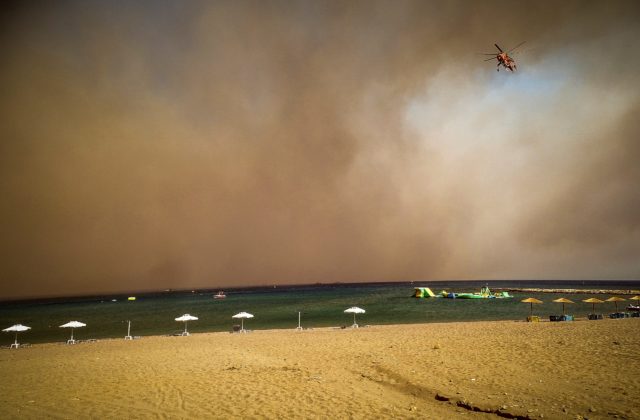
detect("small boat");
top-left (627, 304), bottom-right (639, 312)
top-left (213, 291), bottom-right (226, 299)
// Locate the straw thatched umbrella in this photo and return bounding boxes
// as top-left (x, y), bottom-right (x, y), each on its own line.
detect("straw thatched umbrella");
top-left (521, 298), bottom-right (543, 317)
top-left (605, 296), bottom-right (626, 313)
top-left (552, 297), bottom-right (574, 315)
top-left (582, 297), bottom-right (604, 313)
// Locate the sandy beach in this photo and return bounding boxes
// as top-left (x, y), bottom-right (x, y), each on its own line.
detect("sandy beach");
top-left (1, 318), bottom-right (638, 419)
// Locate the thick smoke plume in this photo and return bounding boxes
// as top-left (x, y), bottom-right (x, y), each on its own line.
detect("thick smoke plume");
top-left (1, 0), bottom-right (639, 298)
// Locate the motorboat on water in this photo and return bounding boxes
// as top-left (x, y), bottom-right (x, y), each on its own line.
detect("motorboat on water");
top-left (213, 291), bottom-right (226, 299)
top-left (627, 304), bottom-right (639, 312)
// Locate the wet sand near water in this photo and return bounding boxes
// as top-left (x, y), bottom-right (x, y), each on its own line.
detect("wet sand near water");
top-left (1, 319), bottom-right (638, 419)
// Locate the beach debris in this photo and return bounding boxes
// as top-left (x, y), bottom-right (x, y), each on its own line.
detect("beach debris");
top-left (432, 343), bottom-right (441, 350)
top-left (435, 393), bottom-right (451, 402)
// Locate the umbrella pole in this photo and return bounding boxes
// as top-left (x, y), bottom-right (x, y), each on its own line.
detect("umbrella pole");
top-left (530, 302), bottom-right (533, 317)
top-left (241, 319), bottom-right (244, 332)
top-left (71, 328), bottom-right (74, 342)
top-left (184, 321), bottom-right (188, 335)
top-left (15, 331), bottom-right (18, 346)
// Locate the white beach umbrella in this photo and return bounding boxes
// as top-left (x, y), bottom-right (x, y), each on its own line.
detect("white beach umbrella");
top-left (232, 312), bottom-right (254, 332)
top-left (344, 307), bottom-right (366, 328)
top-left (175, 314), bottom-right (198, 336)
top-left (3, 324), bottom-right (31, 348)
top-left (60, 321), bottom-right (86, 344)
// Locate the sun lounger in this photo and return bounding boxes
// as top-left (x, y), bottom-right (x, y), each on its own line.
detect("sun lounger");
top-left (549, 315), bottom-right (562, 322)
top-left (609, 312), bottom-right (629, 319)
top-left (588, 313), bottom-right (603, 320)
top-left (560, 315), bottom-right (573, 321)
top-left (526, 316), bottom-right (540, 322)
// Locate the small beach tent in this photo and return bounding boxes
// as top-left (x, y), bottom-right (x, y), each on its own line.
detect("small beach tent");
top-left (3, 324), bottom-right (31, 349)
top-left (414, 287), bottom-right (436, 298)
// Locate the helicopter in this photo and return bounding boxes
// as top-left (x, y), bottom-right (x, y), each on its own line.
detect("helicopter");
top-left (481, 42), bottom-right (525, 71)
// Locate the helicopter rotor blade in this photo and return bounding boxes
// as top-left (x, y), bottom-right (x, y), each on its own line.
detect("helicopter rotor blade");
top-left (494, 43), bottom-right (503, 53)
top-left (508, 41), bottom-right (526, 53)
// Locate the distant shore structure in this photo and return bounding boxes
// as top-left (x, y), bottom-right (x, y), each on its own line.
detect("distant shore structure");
top-left (493, 288), bottom-right (640, 295)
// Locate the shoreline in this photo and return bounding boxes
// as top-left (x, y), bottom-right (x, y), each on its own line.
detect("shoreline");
top-left (2, 314), bottom-right (634, 350)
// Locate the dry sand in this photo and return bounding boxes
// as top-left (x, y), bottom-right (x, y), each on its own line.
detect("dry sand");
top-left (1, 319), bottom-right (639, 419)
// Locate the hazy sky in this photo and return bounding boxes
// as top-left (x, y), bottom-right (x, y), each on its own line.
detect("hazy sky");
top-left (1, 0), bottom-right (639, 299)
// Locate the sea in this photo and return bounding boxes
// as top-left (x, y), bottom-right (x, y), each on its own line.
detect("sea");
top-left (1, 280), bottom-right (638, 345)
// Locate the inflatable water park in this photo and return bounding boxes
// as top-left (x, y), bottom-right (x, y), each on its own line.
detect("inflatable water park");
top-left (414, 285), bottom-right (511, 299)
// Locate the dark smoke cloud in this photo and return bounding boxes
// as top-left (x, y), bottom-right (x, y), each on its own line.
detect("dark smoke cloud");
top-left (1, 0), bottom-right (639, 299)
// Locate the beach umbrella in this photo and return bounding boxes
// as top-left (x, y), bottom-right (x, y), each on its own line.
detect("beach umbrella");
top-left (630, 296), bottom-right (640, 309)
top-left (3, 324), bottom-right (31, 348)
top-left (175, 314), bottom-right (198, 336)
top-left (605, 296), bottom-right (626, 313)
top-left (552, 298), bottom-right (574, 315)
top-left (344, 307), bottom-right (366, 328)
top-left (582, 297), bottom-right (604, 313)
top-left (232, 312), bottom-right (254, 332)
top-left (60, 321), bottom-right (86, 344)
top-left (520, 298), bottom-right (543, 317)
